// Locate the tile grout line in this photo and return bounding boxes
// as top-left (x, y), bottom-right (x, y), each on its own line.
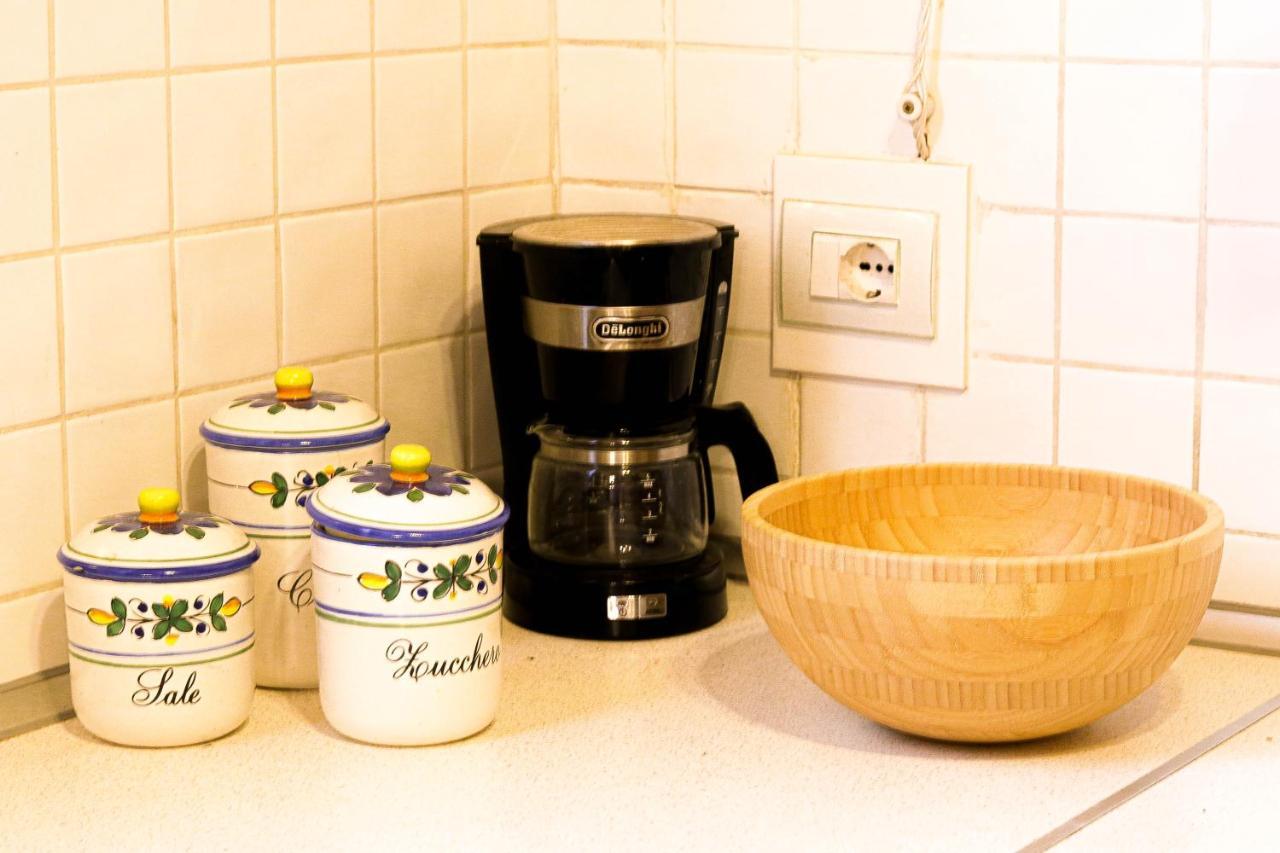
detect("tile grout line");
top-left (460, 0), bottom-right (472, 466)
top-left (1050, 0), bottom-right (1067, 466)
top-left (269, 0), bottom-right (284, 369)
top-left (46, 0), bottom-right (70, 544)
top-left (163, 0), bottom-right (182, 491)
top-left (368, 0), bottom-right (381, 414)
top-left (1190, 1), bottom-right (1213, 492)
top-left (664, 0), bottom-right (677, 211)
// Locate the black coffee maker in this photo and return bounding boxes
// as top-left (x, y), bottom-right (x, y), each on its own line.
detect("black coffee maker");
top-left (478, 214), bottom-right (778, 640)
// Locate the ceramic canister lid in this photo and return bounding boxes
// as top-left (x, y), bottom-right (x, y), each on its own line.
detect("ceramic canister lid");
top-left (59, 488), bottom-right (260, 582)
top-left (200, 366), bottom-right (390, 451)
top-left (306, 444), bottom-right (510, 543)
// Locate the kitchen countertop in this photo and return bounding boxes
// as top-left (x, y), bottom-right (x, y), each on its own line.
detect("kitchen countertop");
top-left (2, 581), bottom-right (1278, 852)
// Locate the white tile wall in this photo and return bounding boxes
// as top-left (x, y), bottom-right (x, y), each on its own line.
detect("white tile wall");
top-left (0, 89), bottom-right (51, 256)
top-left (0, 0), bottom-right (49, 84)
top-left (375, 53), bottom-right (464, 199)
top-left (374, 0), bottom-right (461, 50)
top-left (1066, 0), bottom-right (1203, 61)
top-left (1207, 69), bottom-right (1280, 222)
top-left (280, 208), bottom-right (375, 362)
top-left (467, 47), bottom-right (551, 186)
top-left (939, 0), bottom-right (1058, 56)
top-left (558, 46), bottom-right (668, 183)
top-left (468, 0), bottom-right (550, 45)
top-left (275, 0), bottom-right (369, 59)
top-left (1204, 225), bottom-right (1280, 379)
top-left (1212, 0), bottom-right (1280, 61)
top-left (676, 0), bottom-right (793, 48)
top-left (925, 360), bottom-right (1055, 464)
top-left (376, 195), bottom-right (465, 345)
top-left (971, 210), bottom-right (1055, 359)
top-left (169, 0), bottom-right (272, 66)
top-left (557, 0), bottom-right (665, 41)
top-left (54, 0), bottom-right (165, 77)
top-left (1200, 380), bottom-right (1280, 535)
top-left (560, 183), bottom-right (670, 213)
top-left (0, 258), bottom-right (59, 427)
top-left (800, 378), bottom-right (921, 474)
top-left (276, 60), bottom-right (373, 212)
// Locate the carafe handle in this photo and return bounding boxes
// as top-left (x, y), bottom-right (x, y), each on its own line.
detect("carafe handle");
top-left (695, 403), bottom-right (780, 506)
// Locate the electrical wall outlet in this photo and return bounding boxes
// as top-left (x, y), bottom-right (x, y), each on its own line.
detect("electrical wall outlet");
top-left (772, 155), bottom-right (971, 390)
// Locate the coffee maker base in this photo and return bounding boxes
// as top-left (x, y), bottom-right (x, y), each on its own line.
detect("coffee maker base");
top-left (503, 547), bottom-right (728, 640)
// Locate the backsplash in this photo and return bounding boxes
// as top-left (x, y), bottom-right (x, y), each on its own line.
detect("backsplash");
top-left (4, 0), bottom-right (1278, 681)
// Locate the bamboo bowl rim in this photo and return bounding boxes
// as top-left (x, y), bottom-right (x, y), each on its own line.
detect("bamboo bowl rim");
top-left (741, 463), bottom-right (1225, 574)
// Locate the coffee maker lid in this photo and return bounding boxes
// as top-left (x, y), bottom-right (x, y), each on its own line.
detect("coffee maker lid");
top-left (512, 214), bottom-right (720, 249)
top-left (306, 444), bottom-right (509, 544)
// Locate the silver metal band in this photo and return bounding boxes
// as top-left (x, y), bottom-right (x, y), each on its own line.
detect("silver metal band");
top-left (534, 439), bottom-right (694, 466)
top-left (522, 297), bottom-right (705, 352)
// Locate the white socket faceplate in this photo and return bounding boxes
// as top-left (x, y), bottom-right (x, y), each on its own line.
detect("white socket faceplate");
top-left (772, 155), bottom-right (971, 390)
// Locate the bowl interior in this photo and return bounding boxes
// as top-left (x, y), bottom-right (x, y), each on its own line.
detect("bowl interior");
top-left (759, 467), bottom-right (1210, 559)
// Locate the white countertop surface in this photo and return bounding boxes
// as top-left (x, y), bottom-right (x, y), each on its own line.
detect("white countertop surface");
top-left (2, 582), bottom-right (1279, 852)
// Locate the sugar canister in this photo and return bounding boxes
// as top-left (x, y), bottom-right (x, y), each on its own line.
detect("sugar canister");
top-left (200, 366), bottom-right (389, 688)
top-left (58, 488), bottom-right (259, 747)
top-left (306, 444), bottom-right (510, 745)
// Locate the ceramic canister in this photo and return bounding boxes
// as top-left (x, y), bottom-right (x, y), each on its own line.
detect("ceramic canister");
top-left (306, 444), bottom-right (510, 745)
top-left (59, 488), bottom-right (259, 747)
top-left (200, 366), bottom-right (389, 688)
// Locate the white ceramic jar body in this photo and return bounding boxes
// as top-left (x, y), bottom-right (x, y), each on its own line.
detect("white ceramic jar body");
top-left (62, 568), bottom-right (255, 747)
top-left (205, 443), bottom-right (383, 688)
top-left (311, 527), bottom-right (504, 745)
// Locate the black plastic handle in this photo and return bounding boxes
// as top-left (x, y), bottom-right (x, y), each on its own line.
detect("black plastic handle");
top-left (696, 403), bottom-right (780, 504)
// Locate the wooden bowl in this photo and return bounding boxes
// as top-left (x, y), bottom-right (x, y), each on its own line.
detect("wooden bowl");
top-left (741, 464), bottom-right (1224, 742)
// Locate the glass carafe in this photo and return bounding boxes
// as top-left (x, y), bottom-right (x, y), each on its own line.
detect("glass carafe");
top-left (527, 426), bottom-right (707, 568)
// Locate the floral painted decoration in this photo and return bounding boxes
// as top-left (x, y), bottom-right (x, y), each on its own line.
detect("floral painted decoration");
top-left (348, 463), bottom-right (472, 502)
top-left (93, 511), bottom-right (220, 541)
top-left (86, 594), bottom-right (245, 644)
top-left (249, 461), bottom-right (371, 509)
top-left (358, 545), bottom-right (502, 602)
top-left (228, 389), bottom-right (351, 415)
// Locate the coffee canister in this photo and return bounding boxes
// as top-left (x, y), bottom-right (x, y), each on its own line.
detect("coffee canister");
top-left (58, 488), bottom-right (259, 747)
top-left (306, 444), bottom-right (509, 745)
top-left (200, 366), bottom-right (389, 688)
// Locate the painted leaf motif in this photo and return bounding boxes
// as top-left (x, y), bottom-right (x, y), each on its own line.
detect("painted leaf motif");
top-left (152, 621), bottom-right (169, 640)
top-left (358, 572), bottom-right (391, 591)
top-left (456, 577), bottom-right (473, 592)
top-left (385, 561), bottom-right (402, 582)
top-left (221, 598), bottom-right (241, 617)
top-left (249, 480), bottom-right (277, 495)
top-left (210, 613), bottom-right (227, 632)
top-left (169, 600), bottom-right (189, 618)
top-left (210, 593), bottom-right (224, 615)
top-left (106, 619), bottom-right (125, 637)
top-left (93, 524), bottom-right (111, 533)
top-left (111, 598), bottom-right (128, 620)
top-left (382, 580), bottom-right (401, 602)
top-left (487, 545), bottom-right (498, 567)
top-left (489, 568), bottom-right (497, 583)
top-left (450, 484), bottom-right (469, 495)
top-left (267, 403), bottom-right (285, 414)
top-left (432, 580), bottom-right (452, 600)
top-left (407, 489), bottom-right (424, 502)
top-left (129, 528), bottom-right (149, 540)
top-left (172, 618), bottom-right (193, 633)
top-left (271, 490), bottom-right (288, 509)
top-left (152, 603), bottom-right (169, 619)
top-left (433, 564), bottom-right (451, 581)
top-left (353, 483), bottom-right (376, 494)
top-left (185, 526), bottom-right (206, 539)
top-left (271, 472), bottom-right (288, 490)
top-left (451, 555), bottom-right (471, 577)
top-left (318, 402), bottom-right (335, 411)
top-left (315, 472), bottom-right (329, 486)
top-left (87, 608), bottom-right (117, 626)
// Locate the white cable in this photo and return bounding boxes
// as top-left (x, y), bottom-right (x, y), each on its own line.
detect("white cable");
top-left (899, 0), bottom-right (937, 160)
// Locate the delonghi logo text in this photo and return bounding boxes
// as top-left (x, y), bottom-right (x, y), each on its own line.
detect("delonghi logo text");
top-left (592, 316), bottom-right (669, 342)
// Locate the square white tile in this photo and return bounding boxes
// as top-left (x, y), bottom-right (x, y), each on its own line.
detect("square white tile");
top-left (798, 55), bottom-right (917, 160)
top-left (675, 49), bottom-right (793, 192)
top-left (66, 400), bottom-right (178, 530)
top-left (1215, 534), bottom-right (1280, 610)
top-left (0, 89), bottom-right (52, 256)
top-left (798, 0), bottom-right (916, 52)
top-left (1205, 225), bottom-right (1280, 380)
top-left (1058, 367), bottom-right (1194, 486)
top-left (56, 79), bottom-right (168, 245)
top-left (799, 378), bottom-right (921, 474)
top-left (1207, 69), bottom-right (1280, 222)
top-left (61, 241), bottom-right (173, 412)
top-left (971, 210), bottom-right (1055, 359)
top-left (177, 377), bottom-right (261, 508)
top-left (377, 195), bottom-right (465, 346)
top-left (709, 467), bottom-right (744, 538)
top-left (275, 0), bottom-right (370, 58)
top-left (0, 425), bottom-right (65, 596)
top-left (676, 0), bottom-right (793, 48)
top-left (1212, 0), bottom-right (1280, 62)
top-left (1063, 64), bottom-right (1202, 216)
top-left (1060, 216), bottom-right (1198, 370)
top-left (280, 208), bottom-right (375, 363)
top-left (171, 68), bottom-right (274, 229)
top-left (940, 0), bottom-right (1059, 56)
top-left (276, 60), bottom-right (373, 213)
top-left (467, 333), bottom-right (500, 470)
top-left (558, 46), bottom-right (667, 183)
top-left (673, 189), bottom-right (771, 333)
top-left (0, 258), bottom-right (59, 427)
top-left (1066, 0), bottom-right (1202, 60)
top-left (712, 334), bottom-right (797, 477)
top-left (560, 183), bottom-right (670, 214)
top-left (170, 0), bottom-right (271, 66)
top-left (932, 59), bottom-right (1058, 208)
top-left (175, 226), bottom-right (277, 390)
top-left (466, 183), bottom-right (554, 328)
top-left (54, 0), bottom-right (164, 77)
top-left (467, 47), bottom-right (551, 186)
top-left (316, 352), bottom-right (377, 407)
top-left (375, 0), bottom-right (462, 50)
top-left (556, 0), bottom-right (663, 41)
top-left (379, 337), bottom-right (466, 462)
top-left (0, 0), bottom-right (49, 84)
top-left (468, 0), bottom-right (549, 44)
top-left (1200, 379), bottom-right (1280, 534)
top-left (376, 53), bottom-right (464, 199)
top-left (925, 358), bottom-right (1054, 463)
top-left (0, 590), bottom-right (67, 684)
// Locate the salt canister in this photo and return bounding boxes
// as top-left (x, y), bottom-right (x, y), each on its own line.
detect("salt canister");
top-left (58, 488), bottom-right (259, 747)
top-left (200, 366), bottom-right (389, 688)
top-left (306, 444), bottom-right (510, 745)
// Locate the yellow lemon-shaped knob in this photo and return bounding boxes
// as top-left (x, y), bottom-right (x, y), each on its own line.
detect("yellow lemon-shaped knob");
top-left (274, 365), bottom-right (314, 401)
top-left (138, 487), bottom-right (180, 523)
top-left (389, 444), bottom-right (431, 483)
